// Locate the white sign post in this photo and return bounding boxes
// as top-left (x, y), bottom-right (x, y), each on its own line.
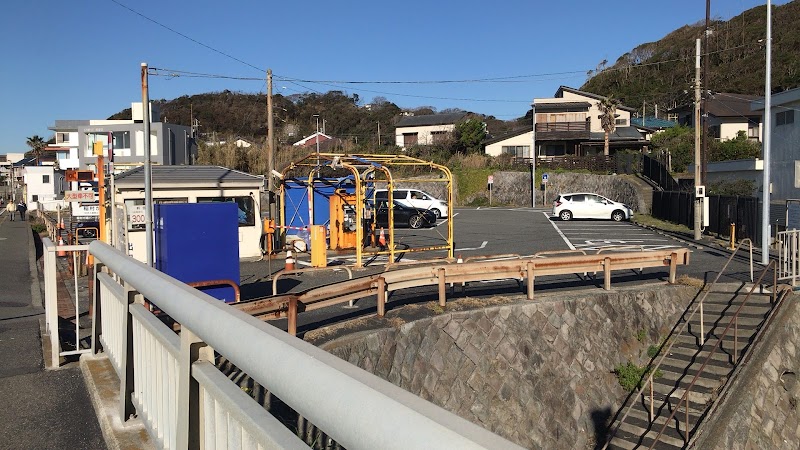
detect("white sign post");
top-left (128, 205), bottom-right (147, 229)
top-left (488, 175), bottom-right (494, 206)
top-left (542, 173), bottom-right (549, 205)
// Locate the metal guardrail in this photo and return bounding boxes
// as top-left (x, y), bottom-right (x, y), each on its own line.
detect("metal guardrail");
top-left (238, 248), bottom-right (691, 335)
top-left (87, 240), bottom-right (523, 450)
top-left (777, 229), bottom-right (800, 286)
top-left (42, 238), bottom-right (93, 367)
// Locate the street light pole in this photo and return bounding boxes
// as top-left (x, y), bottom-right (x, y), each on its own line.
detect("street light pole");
top-left (761, 0), bottom-right (772, 265)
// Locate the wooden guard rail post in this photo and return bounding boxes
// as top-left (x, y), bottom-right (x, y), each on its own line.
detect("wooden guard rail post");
top-left (236, 248), bottom-right (690, 336)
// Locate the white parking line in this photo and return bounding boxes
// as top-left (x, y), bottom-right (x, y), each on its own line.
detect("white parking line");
top-left (455, 241), bottom-right (488, 252)
top-left (544, 212), bottom-right (575, 250)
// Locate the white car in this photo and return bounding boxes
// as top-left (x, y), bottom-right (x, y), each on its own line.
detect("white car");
top-left (374, 189), bottom-right (448, 218)
top-left (552, 193), bottom-right (632, 222)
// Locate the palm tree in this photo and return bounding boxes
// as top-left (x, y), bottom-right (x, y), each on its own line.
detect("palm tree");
top-left (597, 96), bottom-right (620, 156)
top-left (26, 135), bottom-right (46, 165)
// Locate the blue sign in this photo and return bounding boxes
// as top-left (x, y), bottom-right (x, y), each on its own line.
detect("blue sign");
top-left (542, 173), bottom-right (549, 183)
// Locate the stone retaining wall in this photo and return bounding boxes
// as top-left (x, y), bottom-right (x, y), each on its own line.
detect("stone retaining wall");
top-left (322, 285), bottom-right (697, 449)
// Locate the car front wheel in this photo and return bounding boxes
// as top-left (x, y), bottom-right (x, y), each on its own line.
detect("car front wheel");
top-left (432, 208), bottom-right (442, 219)
top-left (409, 214), bottom-right (424, 229)
top-left (611, 210), bottom-right (625, 222)
top-left (559, 210), bottom-right (573, 221)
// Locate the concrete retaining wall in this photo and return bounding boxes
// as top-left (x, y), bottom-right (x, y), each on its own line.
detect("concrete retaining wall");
top-left (322, 285), bottom-right (697, 449)
top-left (698, 296), bottom-right (800, 450)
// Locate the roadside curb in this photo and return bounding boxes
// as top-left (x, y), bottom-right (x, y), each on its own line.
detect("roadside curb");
top-left (80, 353), bottom-right (154, 450)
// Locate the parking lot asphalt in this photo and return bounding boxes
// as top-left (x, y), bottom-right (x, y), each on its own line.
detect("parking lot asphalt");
top-left (239, 207), bottom-right (762, 336)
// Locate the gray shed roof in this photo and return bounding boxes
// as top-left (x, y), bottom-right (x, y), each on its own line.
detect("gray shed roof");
top-left (395, 113), bottom-right (467, 127)
top-left (589, 126), bottom-right (645, 141)
top-left (114, 165), bottom-right (264, 189)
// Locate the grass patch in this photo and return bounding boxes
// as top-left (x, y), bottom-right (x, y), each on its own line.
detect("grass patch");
top-left (675, 274), bottom-right (705, 289)
top-left (31, 223), bottom-right (47, 235)
top-left (636, 329), bottom-right (647, 343)
top-left (632, 213), bottom-right (691, 234)
top-left (614, 361), bottom-right (663, 392)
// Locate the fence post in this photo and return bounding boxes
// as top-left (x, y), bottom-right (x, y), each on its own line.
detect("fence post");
top-left (176, 328), bottom-right (214, 450)
top-left (603, 257), bottom-right (611, 290)
top-left (376, 277), bottom-right (386, 317)
top-left (118, 284), bottom-right (140, 422)
top-left (526, 261), bottom-right (535, 300)
top-left (438, 268), bottom-right (447, 307)
top-left (669, 252), bottom-right (678, 284)
top-left (91, 262), bottom-right (104, 355)
top-left (44, 244), bottom-right (60, 368)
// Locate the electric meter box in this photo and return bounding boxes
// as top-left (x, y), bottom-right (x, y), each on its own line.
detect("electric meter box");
top-left (154, 202), bottom-right (240, 302)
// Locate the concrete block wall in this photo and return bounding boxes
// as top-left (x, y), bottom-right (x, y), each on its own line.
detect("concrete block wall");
top-left (323, 286), bottom-right (697, 449)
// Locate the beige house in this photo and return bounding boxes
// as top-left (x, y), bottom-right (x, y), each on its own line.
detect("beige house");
top-left (485, 87), bottom-right (646, 158)
top-left (394, 113), bottom-right (466, 148)
top-left (112, 165), bottom-right (265, 262)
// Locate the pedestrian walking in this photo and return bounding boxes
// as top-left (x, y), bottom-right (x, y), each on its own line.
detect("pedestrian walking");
top-left (17, 201), bottom-right (26, 221)
top-left (6, 200), bottom-right (17, 221)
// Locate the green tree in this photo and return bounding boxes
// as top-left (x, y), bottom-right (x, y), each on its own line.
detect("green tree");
top-left (26, 135), bottom-right (46, 164)
top-left (453, 119), bottom-right (487, 154)
top-left (649, 125), bottom-right (694, 173)
top-left (597, 96), bottom-right (620, 156)
top-left (709, 131), bottom-right (761, 162)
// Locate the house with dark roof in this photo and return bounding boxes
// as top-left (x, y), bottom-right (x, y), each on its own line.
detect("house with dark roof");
top-left (669, 92), bottom-right (762, 142)
top-left (394, 113), bottom-right (466, 148)
top-left (484, 86), bottom-right (648, 158)
top-left (113, 165), bottom-right (265, 262)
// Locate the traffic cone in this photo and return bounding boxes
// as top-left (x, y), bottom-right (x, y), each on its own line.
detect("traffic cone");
top-left (58, 217), bottom-right (64, 230)
top-left (285, 250), bottom-right (295, 271)
top-left (57, 237), bottom-right (67, 257)
top-left (457, 254), bottom-right (463, 263)
top-left (378, 227), bottom-right (386, 248)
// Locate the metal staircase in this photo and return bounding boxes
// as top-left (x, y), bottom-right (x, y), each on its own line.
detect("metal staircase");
top-left (604, 244), bottom-right (789, 449)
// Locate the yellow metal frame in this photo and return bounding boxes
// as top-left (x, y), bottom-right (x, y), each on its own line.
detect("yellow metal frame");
top-left (279, 153), bottom-right (454, 267)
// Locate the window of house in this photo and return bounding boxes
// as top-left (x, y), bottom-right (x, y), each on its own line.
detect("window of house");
top-left (197, 196), bottom-right (255, 227)
top-left (748, 122), bottom-right (760, 140)
top-left (32, 195), bottom-right (38, 202)
top-left (403, 133), bottom-right (418, 146)
top-left (42, 175), bottom-right (50, 184)
top-left (113, 131), bottom-right (131, 149)
top-left (431, 131), bottom-right (448, 144)
top-left (709, 125), bottom-right (721, 139)
top-left (777, 110), bottom-right (795, 126)
top-left (501, 146), bottom-right (530, 158)
top-left (615, 118), bottom-right (627, 126)
top-left (543, 144), bottom-right (566, 157)
top-left (56, 132), bottom-right (70, 144)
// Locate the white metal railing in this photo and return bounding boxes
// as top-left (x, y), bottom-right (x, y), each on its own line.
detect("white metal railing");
top-left (87, 240), bottom-right (523, 450)
top-left (41, 238), bottom-right (93, 367)
top-left (777, 229), bottom-right (800, 286)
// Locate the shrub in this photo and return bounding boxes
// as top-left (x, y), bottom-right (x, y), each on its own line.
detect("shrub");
top-left (31, 223), bottom-right (47, 234)
top-left (614, 361), bottom-right (662, 392)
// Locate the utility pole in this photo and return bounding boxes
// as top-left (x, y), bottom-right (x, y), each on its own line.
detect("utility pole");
top-left (377, 122), bottom-right (381, 146)
top-left (694, 40), bottom-right (702, 241)
top-left (267, 69), bottom-right (274, 193)
top-left (530, 101), bottom-right (536, 208)
top-left (141, 62), bottom-right (154, 267)
top-left (702, 0), bottom-right (711, 186)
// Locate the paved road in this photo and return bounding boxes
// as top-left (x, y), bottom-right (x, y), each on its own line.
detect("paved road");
top-left (0, 211), bottom-right (104, 450)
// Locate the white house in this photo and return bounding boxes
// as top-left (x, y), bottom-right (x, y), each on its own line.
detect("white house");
top-left (48, 102), bottom-right (197, 173)
top-left (670, 93), bottom-right (762, 142)
top-left (394, 113), bottom-right (466, 148)
top-left (23, 166), bottom-right (65, 210)
top-left (484, 87), bottom-right (646, 158)
top-left (113, 165), bottom-right (265, 262)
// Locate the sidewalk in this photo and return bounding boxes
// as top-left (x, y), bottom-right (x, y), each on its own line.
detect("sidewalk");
top-left (0, 211), bottom-right (105, 449)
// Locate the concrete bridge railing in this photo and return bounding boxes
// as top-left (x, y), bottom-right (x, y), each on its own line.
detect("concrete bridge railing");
top-left (86, 240), bottom-right (523, 449)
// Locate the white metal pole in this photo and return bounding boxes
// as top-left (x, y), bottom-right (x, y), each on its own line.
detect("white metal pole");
top-left (694, 39), bottom-right (702, 241)
top-left (761, 0), bottom-right (772, 265)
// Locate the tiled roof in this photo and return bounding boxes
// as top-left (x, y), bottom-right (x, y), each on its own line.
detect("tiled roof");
top-left (114, 165), bottom-right (264, 189)
top-left (395, 113), bottom-right (466, 127)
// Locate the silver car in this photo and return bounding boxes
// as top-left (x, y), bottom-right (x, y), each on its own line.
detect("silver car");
top-left (552, 193), bottom-right (632, 221)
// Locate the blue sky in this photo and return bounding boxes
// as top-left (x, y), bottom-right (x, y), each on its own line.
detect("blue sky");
top-left (0, 0), bottom-right (785, 153)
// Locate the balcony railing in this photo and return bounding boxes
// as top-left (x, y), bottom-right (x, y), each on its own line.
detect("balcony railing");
top-left (535, 121), bottom-right (589, 133)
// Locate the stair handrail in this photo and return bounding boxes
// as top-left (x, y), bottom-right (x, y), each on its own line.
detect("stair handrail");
top-left (602, 239), bottom-right (754, 450)
top-left (647, 260), bottom-right (776, 448)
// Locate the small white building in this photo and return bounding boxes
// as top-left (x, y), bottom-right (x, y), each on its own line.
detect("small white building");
top-left (394, 113), bottom-right (466, 148)
top-left (23, 166), bottom-right (65, 210)
top-left (113, 165), bottom-right (265, 262)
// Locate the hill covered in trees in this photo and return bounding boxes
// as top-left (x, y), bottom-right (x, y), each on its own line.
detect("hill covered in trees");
top-left (581, 1), bottom-right (800, 114)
